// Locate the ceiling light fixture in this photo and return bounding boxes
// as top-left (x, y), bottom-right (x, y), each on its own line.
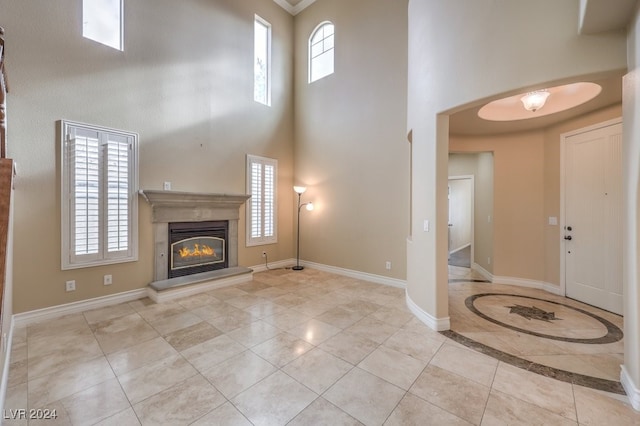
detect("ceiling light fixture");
top-left (520, 90), bottom-right (550, 112)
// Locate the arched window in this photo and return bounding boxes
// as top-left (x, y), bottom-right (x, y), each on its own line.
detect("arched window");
top-left (309, 21), bottom-right (334, 83)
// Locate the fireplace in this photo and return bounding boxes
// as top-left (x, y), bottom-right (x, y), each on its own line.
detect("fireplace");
top-left (168, 221), bottom-right (228, 278)
top-left (140, 190), bottom-right (250, 286)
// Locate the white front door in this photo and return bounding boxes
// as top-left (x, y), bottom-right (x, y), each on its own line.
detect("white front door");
top-left (564, 120), bottom-right (623, 314)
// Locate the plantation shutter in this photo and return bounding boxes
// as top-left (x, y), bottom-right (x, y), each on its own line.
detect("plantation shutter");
top-left (246, 155), bottom-right (277, 246)
top-left (69, 128), bottom-right (101, 261)
top-left (106, 134), bottom-right (131, 254)
top-left (62, 120), bottom-right (138, 269)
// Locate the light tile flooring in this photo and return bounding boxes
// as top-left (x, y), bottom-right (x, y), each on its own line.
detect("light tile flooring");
top-left (4, 268), bottom-right (640, 425)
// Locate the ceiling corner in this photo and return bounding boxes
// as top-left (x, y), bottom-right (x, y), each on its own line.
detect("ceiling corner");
top-left (579, 0), bottom-right (638, 34)
top-left (273, 0), bottom-right (317, 16)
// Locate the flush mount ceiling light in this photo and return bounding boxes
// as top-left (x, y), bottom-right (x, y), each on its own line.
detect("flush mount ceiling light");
top-left (478, 82), bottom-right (602, 122)
top-left (520, 90), bottom-right (550, 112)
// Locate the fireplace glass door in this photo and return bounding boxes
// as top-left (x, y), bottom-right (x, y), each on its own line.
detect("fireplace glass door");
top-left (168, 221), bottom-right (228, 278)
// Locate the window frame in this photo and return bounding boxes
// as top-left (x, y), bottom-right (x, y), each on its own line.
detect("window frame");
top-left (82, 0), bottom-right (124, 51)
top-left (308, 21), bottom-right (335, 83)
top-left (61, 120), bottom-right (139, 270)
top-left (254, 14), bottom-right (272, 106)
top-left (246, 155), bottom-right (278, 247)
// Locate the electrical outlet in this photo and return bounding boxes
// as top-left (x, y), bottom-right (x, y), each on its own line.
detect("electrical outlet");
top-left (65, 280), bottom-right (76, 292)
top-left (385, 261), bottom-right (392, 270)
top-left (487, 257), bottom-right (491, 265)
top-left (103, 274), bottom-right (113, 285)
top-left (261, 251), bottom-right (267, 258)
top-left (163, 181), bottom-right (171, 190)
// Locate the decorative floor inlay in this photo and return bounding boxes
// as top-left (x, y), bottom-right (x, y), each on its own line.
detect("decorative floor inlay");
top-left (448, 275), bottom-right (626, 395)
top-left (440, 330), bottom-right (626, 395)
top-left (465, 293), bottom-right (623, 344)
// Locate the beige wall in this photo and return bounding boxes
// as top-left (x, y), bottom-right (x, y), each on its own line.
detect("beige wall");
top-left (293, 0), bottom-right (410, 279)
top-left (407, 0), bottom-right (627, 322)
top-left (623, 2), bottom-right (640, 408)
top-left (451, 132), bottom-right (545, 281)
top-left (448, 153), bottom-right (494, 274)
top-left (1, 0), bottom-right (295, 312)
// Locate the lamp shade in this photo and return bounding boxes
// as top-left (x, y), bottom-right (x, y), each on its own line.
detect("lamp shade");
top-left (520, 90), bottom-right (550, 112)
top-left (293, 186), bottom-right (307, 194)
top-left (305, 202), bottom-right (314, 211)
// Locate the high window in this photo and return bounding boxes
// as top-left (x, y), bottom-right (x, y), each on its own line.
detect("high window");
top-left (254, 15), bottom-right (272, 106)
top-left (61, 120), bottom-right (138, 269)
top-left (309, 21), bottom-right (334, 83)
top-left (246, 155), bottom-right (277, 246)
top-left (82, 0), bottom-right (123, 51)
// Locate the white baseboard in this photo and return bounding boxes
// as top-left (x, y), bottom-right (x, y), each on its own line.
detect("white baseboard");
top-left (147, 273), bottom-right (253, 303)
top-left (405, 291), bottom-right (450, 331)
top-left (0, 316), bottom-right (14, 418)
top-left (301, 260), bottom-right (407, 289)
top-left (471, 262), bottom-right (493, 281)
top-left (621, 365), bottom-right (640, 411)
top-left (492, 275), bottom-right (563, 296)
top-left (471, 263), bottom-right (562, 296)
top-left (449, 243), bottom-right (471, 255)
top-left (13, 289), bottom-right (148, 327)
top-left (250, 258), bottom-right (296, 273)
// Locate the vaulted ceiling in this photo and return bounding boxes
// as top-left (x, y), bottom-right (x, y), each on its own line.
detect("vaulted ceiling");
top-left (271, 0), bottom-right (636, 135)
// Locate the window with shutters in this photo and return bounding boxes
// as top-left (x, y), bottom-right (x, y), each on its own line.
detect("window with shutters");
top-left (246, 155), bottom-right (277, 246)
top-left (254, 15), bottom-right (271, 106)
top-left (309, 21), bottom-right (334, 83)
top-left (82, 0), bottom-right (124, 51)
top-left (61, 120), bottom-right (138, 269)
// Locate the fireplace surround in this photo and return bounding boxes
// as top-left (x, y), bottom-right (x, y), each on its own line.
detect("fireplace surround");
top-left (140, 190), bottom-right (250, 290)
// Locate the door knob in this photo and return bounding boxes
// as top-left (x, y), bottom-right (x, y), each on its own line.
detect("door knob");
top-left (564, 235), bottom-right (572, 240)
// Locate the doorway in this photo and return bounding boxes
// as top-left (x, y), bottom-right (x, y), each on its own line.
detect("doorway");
top-left (448, 176), bottom-right (474, 268)
top-left (562, 118), bottom-right (623, 314)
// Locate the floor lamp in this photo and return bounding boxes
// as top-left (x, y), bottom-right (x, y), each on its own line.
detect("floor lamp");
top-left (293, 186), bottom-right (313, 271)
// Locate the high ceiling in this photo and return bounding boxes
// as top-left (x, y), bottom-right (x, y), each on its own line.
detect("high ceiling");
top-left (272, 0), bottom-right (634, 135)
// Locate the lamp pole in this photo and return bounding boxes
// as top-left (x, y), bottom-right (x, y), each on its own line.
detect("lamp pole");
top-left (293, 191), bottom-right (304, 271)
top-left (293, 186), bottom-right (313, 271)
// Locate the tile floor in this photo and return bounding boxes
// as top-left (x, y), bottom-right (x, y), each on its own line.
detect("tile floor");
top-left (4, 267), bottom-right (640, 425)
top-left (447, 266), bottom-right (625, 389)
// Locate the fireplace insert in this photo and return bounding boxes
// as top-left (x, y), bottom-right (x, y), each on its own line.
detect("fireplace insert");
top-left (168, 221), bottom-right (228, 278)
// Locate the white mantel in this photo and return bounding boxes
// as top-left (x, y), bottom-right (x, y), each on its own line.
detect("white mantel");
top-left (140, 190), bottom-right (250, 284)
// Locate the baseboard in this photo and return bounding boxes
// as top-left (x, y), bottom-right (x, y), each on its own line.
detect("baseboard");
top-left (147, 273), bottom-right (253, 303)
top-left (449, 243), bottom-right (471, 255)
top-left (13, 289), bottom-right (148, 327)
top-left (621, 365), bottom-right (640, 411)
top-left (301, 260), bottom-right (407, 289)
top-left (470, 263), bottom-right (562, 296)
top-left (0, 316), bottom-right (14, 418)
top-left (405, 291), bottom-right (450, 331)
top-left (471, 262), bottom-right (493, 281)
top-left (492, 275), bottom-right (563, 295)
top-left (250, 258), bottom-right (296, 273)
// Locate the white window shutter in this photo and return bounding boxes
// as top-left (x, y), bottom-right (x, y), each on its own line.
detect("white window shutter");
top-left (246, 155), bottom-right (277, 246)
